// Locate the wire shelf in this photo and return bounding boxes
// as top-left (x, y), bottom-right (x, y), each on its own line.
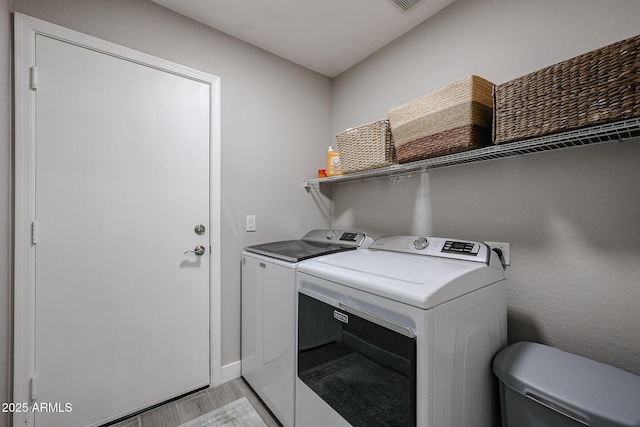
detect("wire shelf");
top-left (303, 118), bottom-right (640, 188)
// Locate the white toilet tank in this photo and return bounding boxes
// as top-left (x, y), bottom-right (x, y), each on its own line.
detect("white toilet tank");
top-left (493, 342), bottom-right (640, 427)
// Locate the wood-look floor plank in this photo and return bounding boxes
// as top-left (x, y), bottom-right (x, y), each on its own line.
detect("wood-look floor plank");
top-left (207, 379), bottom-right (245, 409)
top-left (236, 378), bottom-right (282, 427)
top-left (109, 416), bottom-right (141, 427)
top-left (176, 390), bottom-right (216, 424)
top-left (139, 402), bottom-right (181, 427)
top-left (109, 379), bottom-right (282, 427)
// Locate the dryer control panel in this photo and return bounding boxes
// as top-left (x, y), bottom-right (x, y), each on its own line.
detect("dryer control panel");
top-left (371, 235), bottom-right (489, 263)
top-left (441, 240), bottom-right (481, 255)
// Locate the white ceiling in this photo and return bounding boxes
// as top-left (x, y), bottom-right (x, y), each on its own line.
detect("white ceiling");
top-left (151, 0), bottom-right (456, 77)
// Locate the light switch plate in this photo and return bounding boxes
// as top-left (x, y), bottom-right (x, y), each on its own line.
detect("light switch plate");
top-left (246, 215), bottom-right (256, 232)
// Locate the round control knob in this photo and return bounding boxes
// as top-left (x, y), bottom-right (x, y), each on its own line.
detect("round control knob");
top-left (326, 231), bottom-right (336, 239)
top-left (413, 237), bottom-right (429, 250)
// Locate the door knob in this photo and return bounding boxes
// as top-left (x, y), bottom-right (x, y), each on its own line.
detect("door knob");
top-left (184, 245), bottom-right (206, 256)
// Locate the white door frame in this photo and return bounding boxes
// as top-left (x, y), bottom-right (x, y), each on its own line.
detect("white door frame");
top-left (13, 13), bottom-right (222, 426)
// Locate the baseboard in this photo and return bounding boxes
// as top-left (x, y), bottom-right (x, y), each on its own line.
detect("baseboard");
top-left (219, 360), bottom-right (241, 384)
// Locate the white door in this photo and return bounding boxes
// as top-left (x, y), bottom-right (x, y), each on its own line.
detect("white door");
top-left (24, 29), bottom-right (212, 427)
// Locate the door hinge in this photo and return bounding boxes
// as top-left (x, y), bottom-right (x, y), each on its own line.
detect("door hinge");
top-left (30, 66), bottom-right (38, 91)
top-left (29, 376), bottom-right (38, 401)
top-left (31, 221), bottom-right (39, 245)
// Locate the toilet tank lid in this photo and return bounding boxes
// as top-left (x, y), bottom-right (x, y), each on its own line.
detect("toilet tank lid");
top-left (493, 342), bottom-right (640, 426)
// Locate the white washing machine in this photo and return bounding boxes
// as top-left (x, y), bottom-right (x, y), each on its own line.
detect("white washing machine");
top-left (295, 235), bottom-right (507, 427)
top-left (241, 229), bottom-right (372, 427)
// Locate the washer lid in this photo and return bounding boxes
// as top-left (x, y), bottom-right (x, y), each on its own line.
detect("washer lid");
top-left (297, 243), bottom-right (504, 309)
top-left (244, 239), bottom-right (353, 263)
top-left (244, 229), bottom-right (369, 263)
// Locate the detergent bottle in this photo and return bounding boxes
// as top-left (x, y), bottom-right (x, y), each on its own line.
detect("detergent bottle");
top-left (326, 146), bottom-right (343, 176)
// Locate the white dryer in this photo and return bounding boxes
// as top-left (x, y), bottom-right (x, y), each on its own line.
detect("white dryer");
top-left (241, 229), bottom-right (371, 427)
top-left (296, 236), bottom-right (507, 427)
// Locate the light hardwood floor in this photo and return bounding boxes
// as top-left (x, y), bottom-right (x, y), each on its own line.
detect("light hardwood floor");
top-left (107, 378), bottom-right (282, 427)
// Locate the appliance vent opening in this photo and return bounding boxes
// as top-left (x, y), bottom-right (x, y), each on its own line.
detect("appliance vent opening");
top-left (392, 0), bottom-right (423, 12)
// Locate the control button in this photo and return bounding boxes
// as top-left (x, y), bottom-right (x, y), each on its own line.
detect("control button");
top-left (413, 237), bottom-right (429, 250)
top-left (326, 231), bottom-right (336, 239)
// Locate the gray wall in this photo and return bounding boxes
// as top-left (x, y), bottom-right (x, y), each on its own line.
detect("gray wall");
top-left (1, 2), bottom-right (331, 423)
top-left (330, 0), bottom-right (640, 375)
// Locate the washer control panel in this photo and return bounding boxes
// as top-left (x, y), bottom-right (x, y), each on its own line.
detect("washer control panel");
top-left (338, 232), bottom-right (360, 242)
top-left (372, 235), bottom-right (489, 263)
top-left (303, 229), bottom-right (372, 248)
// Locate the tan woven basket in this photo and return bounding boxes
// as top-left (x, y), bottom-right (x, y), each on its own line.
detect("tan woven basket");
top-left (335, 119), bottom-right (397, 173)
top-left (388, 75), bottom-right (495, 163)
top-left (494, 34), bottom-right (640, 144)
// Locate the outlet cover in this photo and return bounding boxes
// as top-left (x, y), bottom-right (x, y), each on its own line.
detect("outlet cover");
top-left (484, 241), bottom-right (510, 266)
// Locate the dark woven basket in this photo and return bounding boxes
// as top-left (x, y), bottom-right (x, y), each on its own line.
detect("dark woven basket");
top-left (494, 34), bottom-right (640, 144)
top-left (396, 124), bottom-right (491, 163)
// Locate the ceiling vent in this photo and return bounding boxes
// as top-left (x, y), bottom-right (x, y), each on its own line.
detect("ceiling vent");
top-left (391, 0), bottom-right (423, 12)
